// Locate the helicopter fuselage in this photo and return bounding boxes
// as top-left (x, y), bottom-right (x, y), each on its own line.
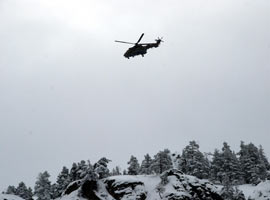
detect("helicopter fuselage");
top-left (123, 41), bottom-right (161, 59)
top-left (124, 45), bottom-right (147, 58)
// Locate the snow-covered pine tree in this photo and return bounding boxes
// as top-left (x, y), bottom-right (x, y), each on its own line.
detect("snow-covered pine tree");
top-left (94, 157), bottom-right (111, 179)
top-left (77, 160), bottom-right (88, 179)
top-left (34, 171), bottom-right (52, 200)
top-left (238, 141), bottom-right (267, 184)
top-left (139, 154), bottom-right (153, 175)
top-left (127, 155), bottom-right (140, 175)
top-left (16, 182), bottom-right (33, 200)
top-left (70, 162), bottom-right (79, 181)
top-left (27, 187), bottom-right (33, 200)
top-left (50, 183), bottom-right (58, 199)
top-left (150, 149), bottom-right (173, 174)
top-left (82, 160), bottom-right (98, 182)
top-left (179, 141), bottom-right (209, 179)
top-left (115, 166), bottom-right (121, 175)
top-left (5, 185), bottom-right (17, 195)
top-left (211, 142), bottom-right (243, 184)
top-left (54, 166), bottom-right (71, 198)
top-left (16, 182), bottom-right (27, 198)
top-left (258, 145), bottom-right (270, 170)
top-left (220, 175), bottom-right (235, 200)
top-left (220, 176), bottom-right (246, 200)
top-left (111, 166), bottom-right (122, 176)
top-left (222, 142), bottom-right (243, 184)
top-left (210, 149), bottom-right (223, 183)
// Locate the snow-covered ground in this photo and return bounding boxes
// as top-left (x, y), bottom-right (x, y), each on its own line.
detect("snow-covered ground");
top-left (239, 181), bottom-right (270, 200)
top-left (214, 181), bottom-right (270, 200)
top-left (60, 174), bottom-right (270, 200)
top-left (0, 194), bottom-right (24, 200)
top-left (62, 170), bottom-right (223, 200)
top-left (105, 175), bottom-right (162, 200)
top-left (3, 176), bottom-right (270, 200)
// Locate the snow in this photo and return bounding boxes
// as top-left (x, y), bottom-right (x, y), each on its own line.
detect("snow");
top-left (213, 181), bottom-right (270, 200)
top-left (106, 175), bottom-right (161, 200)
top-left (0, 194), bottom-right (25, 200)
top-left (105, 171), bottom-right (221, 200)
top-left (59, 173), bottom-right (270, 200)
top-left (60, 189), bottom-right (84, 200)
top-left (238, 184), bottom-right (256, 199)
top-left (245, 180), bottom-right (270, 200)
top-left (139, 175), bottom-right (161, 200)
top-left (106, 175), bottom-right (141, 184)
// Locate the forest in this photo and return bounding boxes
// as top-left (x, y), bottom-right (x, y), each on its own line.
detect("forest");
top-left (3, 141), bottom-right (270, 200)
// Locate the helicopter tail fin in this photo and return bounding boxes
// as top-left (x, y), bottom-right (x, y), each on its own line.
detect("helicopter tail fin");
top-left (155, 37), bottom-right (164, 46)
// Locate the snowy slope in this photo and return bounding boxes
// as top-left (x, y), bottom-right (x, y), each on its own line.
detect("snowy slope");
top-left (61, 169), bottom-right (222, 200)
top-left (0, 194), bottom-right (24, 200)
top-left (213, 181), bottom-right (270, 200)
top-left (59, 170), bottom-right (270, 200)
top-left (238, 184), bottom-right (256, 199)
top-left (240, 181), bottom-right (270, 200)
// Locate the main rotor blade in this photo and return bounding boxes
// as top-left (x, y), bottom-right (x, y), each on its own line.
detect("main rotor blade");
top-left (136, 33), bottom-right (144, 44)
top-left (115, 40), bottom-right (135, 45)
top-left (139, 43), bottom-right (155, 45)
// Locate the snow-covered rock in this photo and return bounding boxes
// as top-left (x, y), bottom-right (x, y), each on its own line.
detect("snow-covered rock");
top-left (61, 169), bottom-right (223, 200)
top-left (105, 176), bottom-right (147, 200)
top-left (247, 180), bottom-right (270, 200)
top-left (0, 194), bottom-right (25, 200)
top-left (158, 169), bottom-right (222, 200)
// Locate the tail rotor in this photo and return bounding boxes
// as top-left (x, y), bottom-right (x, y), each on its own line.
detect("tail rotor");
top-left (155, 37), bottom-right (164, 43)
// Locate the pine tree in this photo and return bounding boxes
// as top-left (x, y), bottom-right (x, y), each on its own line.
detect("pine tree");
top-left (238, 141), bottom-right (267, 184)
top-left (50, 183), bottom-right (58, 199)
top-left (179, 141), bottom-right (209, 179)
top-left (54, 166), bottom-right (71, 198)
top-left (210, 149), bottom-right (223, 183)
top-left (139, 154), bottom-right (153, 175)
top-left (5, 185), bottom-right (17, 195)
top-left (127, 155), bottom-right (140, 175)
top-left (82, 160), bottom-right (98, 182)
top-left (150, 149), bottom-right (173, 174)
top-left (16, 182), bottom-right (33, 200)
top-left (77, 160), bottom-right (88, 179)
top-left (70, 162), bottom-right (79, 181)
top-left (222, 142), bottom-right (243, 184)
top-left (111, 166), bottom-right (122, 176)
top-left (34, 171), bottom-right (52, 200)
top-left (94, 157), bottom-right (111, 179)
top-left (27, 187), bottom-right (33, 200)
top-left (211, 142), bottom-right (243, 184)
top-left (220, 175), bottom-right (235, 200)
top-left (258, 145), bottom-right (270, 170)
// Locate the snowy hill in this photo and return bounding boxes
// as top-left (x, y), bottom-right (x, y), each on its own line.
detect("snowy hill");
top-left (239, 180), bottom-right (270, 200)
top-left (3, 172), bottom-right (270, 200)
top-left (59, 175), bottom-right (270, 200)
top-left (61, 169), bottom-right (223, 200)
top-left (0, 194), bottom-right (24, 200)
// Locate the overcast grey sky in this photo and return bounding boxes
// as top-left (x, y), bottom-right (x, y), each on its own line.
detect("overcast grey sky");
top-left (0, 0), bottom-right (269, 191)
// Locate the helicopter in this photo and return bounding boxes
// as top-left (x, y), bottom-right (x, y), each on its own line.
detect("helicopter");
top-left (115, 33), bottom-right (163, 59)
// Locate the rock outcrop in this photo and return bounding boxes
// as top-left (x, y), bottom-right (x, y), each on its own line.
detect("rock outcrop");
top-left (61, 169), bottom-right (223, 200)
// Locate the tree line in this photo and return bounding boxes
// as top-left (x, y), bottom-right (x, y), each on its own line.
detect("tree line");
top-left (125, 141), bottom-right (270, 185)
top-left (3, 141), bottom-right (270, 200)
